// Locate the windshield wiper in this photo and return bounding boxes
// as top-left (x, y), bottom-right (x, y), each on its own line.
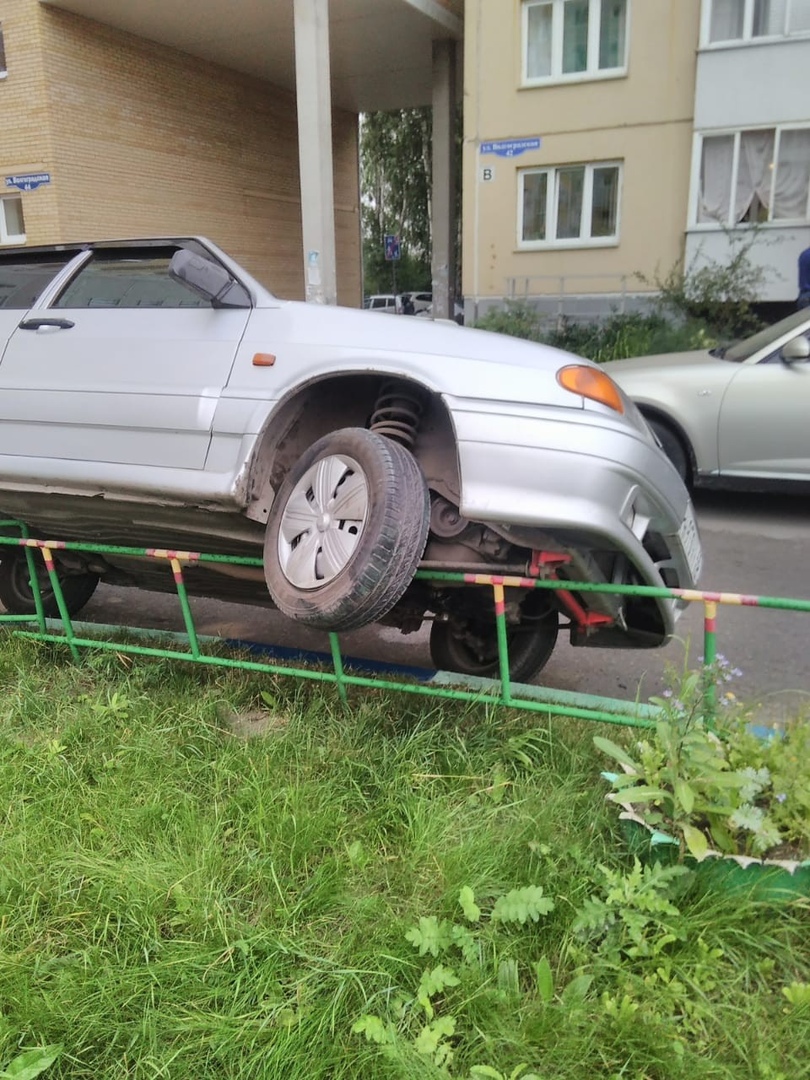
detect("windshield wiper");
top-left (709, 345), bottom-right (727, 358)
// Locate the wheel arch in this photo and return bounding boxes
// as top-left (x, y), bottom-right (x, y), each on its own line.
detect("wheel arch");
top-left (637, 406), bottom-right (698, 484)
top-left (243, 372), bottom-right (461, 524)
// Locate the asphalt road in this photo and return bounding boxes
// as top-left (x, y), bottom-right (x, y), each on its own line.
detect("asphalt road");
top-left (72, 489), bottom-right (810, 724)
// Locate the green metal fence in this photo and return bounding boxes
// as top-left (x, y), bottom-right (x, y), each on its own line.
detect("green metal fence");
top-left (2, 521), bottom-right (809, 729)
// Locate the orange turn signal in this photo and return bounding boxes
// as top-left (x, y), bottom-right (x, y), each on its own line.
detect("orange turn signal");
top-left (557, 364), bottom-right (624, 414)
top-left (252, 353), bottom-right (276, 367)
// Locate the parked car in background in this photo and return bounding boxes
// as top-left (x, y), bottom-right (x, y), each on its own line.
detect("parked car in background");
top-left (411, 291), bottom-right (433, 314)
top-left (363, 293), bottom-right (401, 314)
top-left (0, 237), bottom-right (702, 682)
top-left (606, 309), bottom-right (810, 491)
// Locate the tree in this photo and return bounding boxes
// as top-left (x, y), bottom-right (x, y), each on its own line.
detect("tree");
top-left (360, 109), bottom-right (434, 296)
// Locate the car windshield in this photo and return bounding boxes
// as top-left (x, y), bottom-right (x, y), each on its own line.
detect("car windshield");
top-left (722, 308), bottom-right (810, 362)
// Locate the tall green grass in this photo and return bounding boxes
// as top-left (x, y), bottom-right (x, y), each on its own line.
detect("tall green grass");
top-left (0, 637), bottom-right (807, 1078)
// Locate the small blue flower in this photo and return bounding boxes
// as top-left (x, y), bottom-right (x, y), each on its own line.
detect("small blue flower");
top-left (776, 793), bottom-right (787, 803)
top-left (662, 689), bottom-right (673, 699)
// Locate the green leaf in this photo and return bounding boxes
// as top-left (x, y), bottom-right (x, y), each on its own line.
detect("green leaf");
top-left (491, 886), bottom-right (554, 924)
top-left (469, 1068), bottom-right (504, 1080)
top-left (0, 1047), bottom-right (63, 1080)
top-left (593, 736), bottom-right (639, 771)
top-left (561, 974), bottom-right (594, 1004)
top-left (611, 786), bottom-right (668, 805)
top-left (352, 1015), bottom-right (392, 1045)
top-left (414, 1015), bottom-right (456, 1056)
top-left (674, 779), bottom-right (695, 814)
top-left (405, 916), bottom-right (452, 957)
top-left (682, 824), bottom-right (710, 861)
top-left (418, 964), bottom-right (460, 1005)
top-left (533, 956), bottom-right (554, 1002)
top-left (459, 885), bottom-right (481, 923)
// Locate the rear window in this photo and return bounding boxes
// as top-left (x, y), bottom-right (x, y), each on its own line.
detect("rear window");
top-left (0, 260), bottom-right (72, 310)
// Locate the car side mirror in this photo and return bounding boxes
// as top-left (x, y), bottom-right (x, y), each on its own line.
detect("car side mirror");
top-left (781, 336), bottom-right (810, 363)
top-left (169, 249), bottom-right (250, 308)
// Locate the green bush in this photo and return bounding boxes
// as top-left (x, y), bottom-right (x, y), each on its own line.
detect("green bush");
top-left (474, 236), bottom-right (765, 360)
top-left (473, 301), bottom-right (545, 342)
top-left (473, 307), bottom-right (715, 364)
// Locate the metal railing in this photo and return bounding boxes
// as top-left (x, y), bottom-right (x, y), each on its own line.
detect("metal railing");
top-left (1, 522), bottom-right (809, 730)
top-left (503, 273), bottom-right (636, 326)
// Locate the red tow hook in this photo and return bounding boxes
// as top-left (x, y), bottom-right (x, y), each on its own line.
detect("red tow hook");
top-left (529, 550), bottom-right (614, 633)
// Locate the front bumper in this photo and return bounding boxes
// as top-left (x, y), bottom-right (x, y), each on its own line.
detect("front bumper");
top-left (448, 400), bottom-right (702, 643)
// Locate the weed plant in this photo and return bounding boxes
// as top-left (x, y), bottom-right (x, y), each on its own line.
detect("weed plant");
top-left (0, 637), bottom-right (807, 1078)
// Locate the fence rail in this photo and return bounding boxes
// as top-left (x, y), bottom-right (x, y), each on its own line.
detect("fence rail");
top-left (1, 523), bottom-right (809, 730)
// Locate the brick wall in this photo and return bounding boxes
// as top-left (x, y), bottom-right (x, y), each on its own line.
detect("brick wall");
top-left (0, 0), bottom-right (62, 239)
top-left (0, 1), bottom-right (361, 304)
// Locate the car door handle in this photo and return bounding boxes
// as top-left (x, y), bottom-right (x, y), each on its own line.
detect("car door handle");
top-left (18, 317), bottom-right (75, 331)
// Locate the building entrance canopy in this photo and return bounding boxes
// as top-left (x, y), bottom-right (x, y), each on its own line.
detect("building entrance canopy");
top-left (40, 0), bottom-right (462, 112)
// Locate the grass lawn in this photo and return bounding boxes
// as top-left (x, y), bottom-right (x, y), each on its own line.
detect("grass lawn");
top-left (0, 635), bottom-right (807, 1079)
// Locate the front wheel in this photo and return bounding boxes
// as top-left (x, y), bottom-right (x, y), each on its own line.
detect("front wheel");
top-left (0, 550), bottom-right (99, 617)
top-left (430, 591), bottom-right (559, 682)
top-left (649, 418), bottom-right (690, 485)
top-left (264, 427), bottom-right (430, 631)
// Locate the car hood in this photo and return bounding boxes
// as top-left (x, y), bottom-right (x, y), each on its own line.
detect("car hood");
top-left (604, 349), bottom-right (717, 374)
top-left (249, 300), bottom-right (614, 415)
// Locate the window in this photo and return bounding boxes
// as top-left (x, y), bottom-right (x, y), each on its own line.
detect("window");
top-left (706, 0), bottom-right (810, 43)
top-left (523, 0), bottom-right (627, 83)
top-left (0, 23), bottom-right (6, 76)
top-left (53, 252), bottom-right (211, 309)
top-left (519, 162), bottom-right (621, 246)
top-left (0, 197), bottom-right (25, 244)
top-left (696, 127), bottom-right (810, 225)
top-left (0, 259), bottom-right (72, 309)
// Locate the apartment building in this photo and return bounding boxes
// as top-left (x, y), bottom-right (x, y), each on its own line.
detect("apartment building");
top-left (687, 0), bottom-right (810, 301)
top-left (463, 0), bottom-right (810, 320)
top-left (0, 0), bottom-right (462, 307)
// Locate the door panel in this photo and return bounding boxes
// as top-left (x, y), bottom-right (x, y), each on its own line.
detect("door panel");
top-left (0, 250), bottom-right (250, 476)
top-left (718, 349), bottom-right (810, 479)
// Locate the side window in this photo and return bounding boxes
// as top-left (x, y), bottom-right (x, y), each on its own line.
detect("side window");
top-left (53, 252), bottom-right (211, 309)
top-left (0, 196), bottom-right (25, 244)
top-left (0, 259), bottom-right (71, 309)
top-left (0, 23), bottom-right (7, 77)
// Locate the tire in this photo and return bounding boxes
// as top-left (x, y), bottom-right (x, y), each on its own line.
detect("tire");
top-left (264, 427), bottom-right (430, 631)
top-left (430, 591), bottom-right (559, 682)
top-left (0, 549), bottom-right (99, 617)
top-left (649, 418), bottom-right (690, 485)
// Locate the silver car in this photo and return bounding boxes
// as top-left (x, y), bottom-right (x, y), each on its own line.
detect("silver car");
top-left (0, 237), bottom-right (702, 682)
top-left (606, 310), bottom-right (810, 491)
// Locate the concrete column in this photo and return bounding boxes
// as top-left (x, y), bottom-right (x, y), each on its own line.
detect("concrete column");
top-left (293, 0), bottom-right (337, 305)
top-left (431, 38), bottom-right (458, 321)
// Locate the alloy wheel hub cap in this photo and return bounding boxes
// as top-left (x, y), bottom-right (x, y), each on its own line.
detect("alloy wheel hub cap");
top-left (277, 453), bottom-right (369, 589)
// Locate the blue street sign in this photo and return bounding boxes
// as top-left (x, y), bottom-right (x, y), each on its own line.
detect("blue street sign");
top-left (384, 234), bottom-right (401, 261)
top-left (4, 172), bottom-right (51, 192)
top-left (480, 138), bottom-right (542, 158)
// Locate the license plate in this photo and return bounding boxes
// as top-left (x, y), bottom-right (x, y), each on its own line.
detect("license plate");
top-left (677, 501), bottom-right (703, 582)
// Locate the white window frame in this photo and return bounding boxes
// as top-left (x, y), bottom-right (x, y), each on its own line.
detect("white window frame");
top-left (518, 161), bottom-right (623, 249)
top-left (689, 124), bottom-right (810, 227)
top-left (0, 197), bottom-right (25, 245)
top-left (521, 0), bottom-right (629, 86)
top-left (700, 0), bottom-right (810, 47)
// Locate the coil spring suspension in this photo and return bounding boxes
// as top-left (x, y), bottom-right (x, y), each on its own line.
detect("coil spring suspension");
top-left (369, 381), bottom-right (425, 449)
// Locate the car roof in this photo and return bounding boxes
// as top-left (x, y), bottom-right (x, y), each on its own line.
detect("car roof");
top-left (0, 237), bottom-right (205, 262)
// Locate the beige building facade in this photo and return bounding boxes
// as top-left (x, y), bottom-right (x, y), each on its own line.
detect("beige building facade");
top-left (463, 0), bottom-right (701, 318)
